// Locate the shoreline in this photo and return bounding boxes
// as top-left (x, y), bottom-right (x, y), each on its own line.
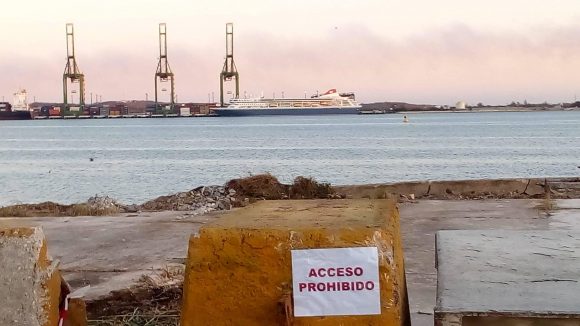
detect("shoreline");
top-left (2, 107), bottom-right (578, 121)
top-left (2, 176), bottom-right (579, 216)
top-left (397, 107), bottom-right (580, 114)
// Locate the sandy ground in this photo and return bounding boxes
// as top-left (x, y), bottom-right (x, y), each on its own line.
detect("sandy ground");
top-left (2, 199), bottom-right (580, 325)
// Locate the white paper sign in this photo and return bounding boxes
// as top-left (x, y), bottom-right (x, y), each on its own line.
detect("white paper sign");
top-left (291, 247), bottom-right (381, 317)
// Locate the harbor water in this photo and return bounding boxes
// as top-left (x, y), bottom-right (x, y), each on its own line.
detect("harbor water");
top-left (0, 111), bottom-right (579, 205)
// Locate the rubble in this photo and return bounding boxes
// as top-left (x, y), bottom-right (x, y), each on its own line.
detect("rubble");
top-left (139, 186), bottom-right (235, 215)
top-left (87, 195), bottom-right (123, 211)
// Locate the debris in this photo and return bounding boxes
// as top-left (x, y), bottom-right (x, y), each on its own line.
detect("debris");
top-left (139, 186), bottom-right (234, 215)
top-left (86, 265), bottom-right (184, 324)
top-left (87, 195), bottom-right (122, 211)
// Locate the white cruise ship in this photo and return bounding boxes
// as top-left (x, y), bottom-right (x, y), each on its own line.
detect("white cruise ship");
top-left (214, 89), bottom-right (361, 116)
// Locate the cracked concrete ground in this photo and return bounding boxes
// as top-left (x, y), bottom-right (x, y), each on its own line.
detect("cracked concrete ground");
top-left (401, 199), bottom-right (580, 326)
top-left (1, 199), bottom-right (579, 325)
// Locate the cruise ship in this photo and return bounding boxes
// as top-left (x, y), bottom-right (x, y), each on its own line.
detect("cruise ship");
top-left (214, 89), bottom-right (361, 116)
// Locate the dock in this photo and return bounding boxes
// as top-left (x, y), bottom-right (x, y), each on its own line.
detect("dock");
top-left (33, 113), bottom-right (217, 120)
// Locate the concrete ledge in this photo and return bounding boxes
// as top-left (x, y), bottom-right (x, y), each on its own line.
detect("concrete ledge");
top-left (335, 178), bottom-right (575, 199)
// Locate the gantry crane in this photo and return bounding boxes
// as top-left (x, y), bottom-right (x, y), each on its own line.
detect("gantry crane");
top-left (63, 23), bottom-right (85, 109)
top-left (155, 23), bottom-right (175, 112)
top-left (220, 23), bottom-right (239, 106)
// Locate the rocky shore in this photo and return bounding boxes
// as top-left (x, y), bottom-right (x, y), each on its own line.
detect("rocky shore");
top-left (1, 176), bottom-right (579, 218)
top-left (0, 174), bottom-right (339, 217)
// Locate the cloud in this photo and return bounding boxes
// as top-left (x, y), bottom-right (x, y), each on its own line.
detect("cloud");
top-left (2, 23), bottom-right (580, 105)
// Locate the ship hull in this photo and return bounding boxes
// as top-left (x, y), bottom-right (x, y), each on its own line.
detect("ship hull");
top-left (0, 111), bottom-right (32, 120)
top-left (214, 107), bottom-right (360, 116)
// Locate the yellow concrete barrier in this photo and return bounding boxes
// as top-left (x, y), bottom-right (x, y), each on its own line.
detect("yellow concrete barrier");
top-left (181, 199), bottom-right (410, 325)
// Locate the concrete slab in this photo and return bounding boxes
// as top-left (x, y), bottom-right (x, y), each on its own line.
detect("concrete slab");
top-left (552, 199), bottom-right (580, 209)
top-left (399, 199), bottom-right (580, 326)
top-left (436, 230), bottom-right (580, 315)
top-left (435, 230), bottom-right (580, 326)
top-left (0, 211), bottom-right (220, 300)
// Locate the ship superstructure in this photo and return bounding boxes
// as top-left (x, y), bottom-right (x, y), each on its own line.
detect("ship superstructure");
top-left (12, 89), bottom-right (30, 111)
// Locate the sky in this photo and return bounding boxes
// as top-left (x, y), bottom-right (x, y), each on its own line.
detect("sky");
top-left (2, 0), bottom-right (580, 105)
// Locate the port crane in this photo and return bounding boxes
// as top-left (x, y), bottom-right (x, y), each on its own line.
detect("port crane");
top-left (220, 23), bottom-right (239, 107)
top-left (63, 23), bottom-right (85, 109)
top-left (155, 23), bottom-right (175, 112)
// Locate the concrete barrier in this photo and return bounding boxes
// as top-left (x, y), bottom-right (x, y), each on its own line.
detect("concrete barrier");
top-left (181, 199), bottom-right (410, 325)
top-left (0, 227), bottom-right (61, 326)
top-left (336, 178), bottom-right (549, 199)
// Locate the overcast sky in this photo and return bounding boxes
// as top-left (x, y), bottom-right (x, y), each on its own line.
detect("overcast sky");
top-left (2, 0), bottom-right (580, 104)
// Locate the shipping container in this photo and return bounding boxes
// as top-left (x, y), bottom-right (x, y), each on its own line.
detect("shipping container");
top-left (40, 106), bottom-right (52, 115)
top-left (88, 107), bottom-right (101, 116)
top-left (180, 107), bottom-right (191, 116)
top-left (49, 107), bottom-right (61, 116)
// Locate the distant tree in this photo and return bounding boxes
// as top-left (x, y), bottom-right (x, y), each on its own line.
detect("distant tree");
top-left (477, 102), bottom-right (483, 107)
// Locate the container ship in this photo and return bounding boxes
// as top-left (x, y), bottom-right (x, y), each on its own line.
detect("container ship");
top-left (214, 89), bottom-right (361, 116)
top-left (0, 89), bottom-right (32, 120)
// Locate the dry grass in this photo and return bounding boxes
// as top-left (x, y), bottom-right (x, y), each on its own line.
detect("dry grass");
top-left (226, 173), bottom-right (288, 200)
top-left (0, 202), bottom-right (119, 217)
top-left (0, 205), bottom-right (30, 217)
top-left (87, 266), bottom-right (184, 324)
top-left (289, 176), bottom-right (334, 199)
top-left (226, 174), bottom-right (339, 203)
top-left (88, 308), bottom-right (179, 326)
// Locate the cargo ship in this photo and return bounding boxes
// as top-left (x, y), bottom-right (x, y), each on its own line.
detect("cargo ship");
top-left (0, 102), bottom-right (32, 120)
top-left (0, 89), bottom-right (32, 120)
top-left (214, 89), bottom-right (361, 116)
